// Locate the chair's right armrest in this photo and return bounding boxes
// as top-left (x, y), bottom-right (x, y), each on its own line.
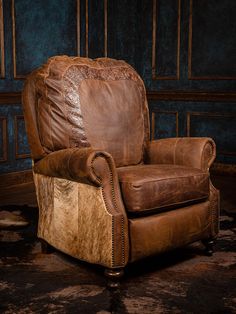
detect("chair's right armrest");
top-left (146, 137), bottom-right (216, 171)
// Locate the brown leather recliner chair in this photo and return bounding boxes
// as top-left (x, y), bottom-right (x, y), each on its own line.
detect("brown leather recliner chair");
top-left (22, 56), bottom-right (219, 281)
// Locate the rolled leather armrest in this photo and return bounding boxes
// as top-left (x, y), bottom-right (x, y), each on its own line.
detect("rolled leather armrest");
top-left (34, 147), bottom-right (116, 186)
top-left (146, 137), bottom-right (216, 171)
top-left (34, 147), bottom-right (129, 266)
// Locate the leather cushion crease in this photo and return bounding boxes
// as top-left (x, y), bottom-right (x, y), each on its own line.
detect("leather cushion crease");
top-left (118, 164), bottom-right (209, 214)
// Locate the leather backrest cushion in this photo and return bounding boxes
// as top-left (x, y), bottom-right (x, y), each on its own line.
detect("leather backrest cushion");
top-left (26, 56), bottom-right (149, 166)
top-left (79, 79), bottom-right (144, 166)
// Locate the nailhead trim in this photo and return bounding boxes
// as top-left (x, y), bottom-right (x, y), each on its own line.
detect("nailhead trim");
top-left (91, 153), bottom-right (126, 268)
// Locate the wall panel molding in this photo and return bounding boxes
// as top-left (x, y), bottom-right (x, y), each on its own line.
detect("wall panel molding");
top-left (187, 111), bottom-right (236, 156)
top-left (1, 91), bottom-right (235, 105)
top-left (14, 115), bottom-right (30, 159)
top-left (152, 0), bottom-right (181, 80)
top-left (188, 0), bottom-right (236, 80)
top-left (0, 92), bottom-right (21, 104)
top-left (77, 0), bottom-right (80, 56)
top-left (84, 0), bottom-right (107, 57)
top-left (0, 169), bottom-right (33, 187)
top-left (211, 162), bottom-right (236, 176)
top-left (151, 110), bottom-right (179, 140)
top-left (0, 116), bottom-right (7, 162)
top-left (11, 0), bottom-right (23, 79)
top-left (12, 0), bottom-right (81, 79)
top-left (85, 0), bottom-right (88, 56)
top-left (0, 169), bottom-right (34, 206)
top-left (12, 0), bottom-right (107, 77)
top-left (104, 0), bottom-right (107, 57)
top-left (147, 90), bottom-right (236, 102)
top-left (0, 0), bottom-right (5, 78)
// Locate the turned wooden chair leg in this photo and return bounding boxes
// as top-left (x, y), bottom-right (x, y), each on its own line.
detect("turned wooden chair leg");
top-left (40, 239), bottom-right (54, 254)
top-left (202, 239), bottom-right (215, 256)
top-left (104, 268), bottom-right (124, 288)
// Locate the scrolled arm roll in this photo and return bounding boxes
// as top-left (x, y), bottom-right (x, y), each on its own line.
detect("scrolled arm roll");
top-left (34, 147), bottom-right (116, 186)
top-left (146, 137), bottom-right (216, 171)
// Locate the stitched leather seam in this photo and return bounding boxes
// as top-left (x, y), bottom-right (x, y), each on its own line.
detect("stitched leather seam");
top-left (90, 154), bottom-right (125, 267)
top-left (127, 196), bottom-right (210, 214)
top-left (105, 156), bottom-right (125, 267)
top-left (188, 221), bottom-right (212, 244)
top-left (120, 173), bottom-right (209, 184)
top-left (201, 140), bottom-right (216, 171)
top-left (209, 182), bottom-right (220, 238)
top-left (45, 60), bottom-right (56, 151)
top-left (66, 148), bottom-right (80, 181)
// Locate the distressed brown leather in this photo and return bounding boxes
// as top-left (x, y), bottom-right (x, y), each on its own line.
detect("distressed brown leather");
top-left (22, 55), bottom-right (219, 269)
top-left (79, 79), bottom-right (145, 166)
top-left (34, 146), bottom-right (129, 268)
top-left (146, 137), bottom-right (216, 171)
top-left (22, 56), bottom-right (149, 166)
top-left (34, 147), bottom-right (114, 186)
top-left (22, 73), bottom-right (47, 159)
top-left (118, 164), bottom-right (209, 214)
top-left (129, 200), bottom-right (211, 262)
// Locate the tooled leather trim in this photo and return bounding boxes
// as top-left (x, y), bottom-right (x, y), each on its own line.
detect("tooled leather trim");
top-left (33, 56), bottom-right (149, 160)
top-left (90, 154), bottom-right (127, 267)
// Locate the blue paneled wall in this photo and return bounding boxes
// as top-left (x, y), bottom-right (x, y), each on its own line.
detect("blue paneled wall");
top-left (0, 0), bottom-right (236, 174)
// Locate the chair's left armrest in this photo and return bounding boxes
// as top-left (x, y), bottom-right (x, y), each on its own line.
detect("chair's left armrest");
top-left (34, 147), bottom-right (130, 268)
top-left (34, 147), bottom-right (117, 186)
top-left (146, 137), bottom-right (216, 171)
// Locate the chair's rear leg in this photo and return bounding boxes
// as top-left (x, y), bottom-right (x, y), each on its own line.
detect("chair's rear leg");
top-left (202, 239), bottom-right (215, 256)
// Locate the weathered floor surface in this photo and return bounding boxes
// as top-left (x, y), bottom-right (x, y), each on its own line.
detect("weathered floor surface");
top-left (0, 205), bottom-right (235, 314)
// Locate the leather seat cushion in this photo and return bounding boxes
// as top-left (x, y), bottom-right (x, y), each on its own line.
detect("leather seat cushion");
top-left (117, 164), bottom-right (209, 214)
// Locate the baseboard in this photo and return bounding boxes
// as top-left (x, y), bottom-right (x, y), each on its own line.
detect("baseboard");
top-left (211, 163), bottom-right (236, 176)
top-left (0, 169), bottom-right (36, 206)
top-left (0, 169), bottom-right (33, 188)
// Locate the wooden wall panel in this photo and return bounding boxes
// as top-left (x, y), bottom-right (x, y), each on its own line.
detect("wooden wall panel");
top-left (188, 0), bottom-right (236, 80)
top-left (0, 98), bottom-right (32, 174)
top-left (0, 0), bottom-right (235, 176)
top-left (107, 0), bottom-right (138, 68)
top-left (152, 0), bottom-right (180, 80)
top-left (0, 0), bottom-right (5, 79)
top-left (0, 116), bottom-right (7, 162)
top-left (147, 91), bottom-right (236, 102)
top-left (187, 111), bottom-right (236, 157)
top-left (151, 110), bottom-right (179, 140)
top-left (14, 115), bottom-right (30, 159)
top-left (12, 0), bottom-right (78, 78)
top-left (82, 0), bottom-right (107, 58)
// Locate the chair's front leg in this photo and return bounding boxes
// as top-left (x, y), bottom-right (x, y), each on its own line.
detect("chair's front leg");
top-left (202, 238), bottom-right (216, 256)
top-left (104, 268), bottom-right (125, 288)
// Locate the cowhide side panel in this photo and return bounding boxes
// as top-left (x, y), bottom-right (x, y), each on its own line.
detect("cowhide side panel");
top-left (34, 173), bottom-right (115, 268)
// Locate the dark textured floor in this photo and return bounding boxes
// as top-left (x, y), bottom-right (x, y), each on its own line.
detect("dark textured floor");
top-left (0, 175), bottom-right (236, 314)
top-left (0, 208), bottom-right (236, 313)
